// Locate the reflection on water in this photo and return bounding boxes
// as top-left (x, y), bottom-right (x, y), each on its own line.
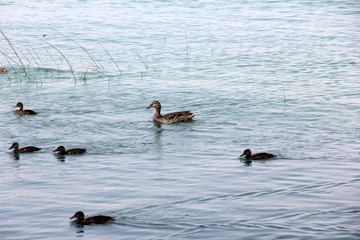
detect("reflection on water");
top-left (11, 153), bottom-right (20, 161)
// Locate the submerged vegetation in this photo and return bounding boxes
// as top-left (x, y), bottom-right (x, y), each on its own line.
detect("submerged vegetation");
top-left (0, 25), bottom-right (161, 85)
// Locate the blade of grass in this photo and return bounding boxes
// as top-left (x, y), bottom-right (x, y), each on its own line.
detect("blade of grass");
top-left (134, 50), bottom-right (148, 70)
top-left (40, 38), bottom-right (77, 83)
top-left (16, 29), bottom-right (42, 68)
top-left (43, 23), bottom-right (103, 70)
top-left (102, 44), bottom-right (122, 76)
top-left (0, 30), bottom-right (32, 81)
top-left (38, 41), bottom-right (60, 70)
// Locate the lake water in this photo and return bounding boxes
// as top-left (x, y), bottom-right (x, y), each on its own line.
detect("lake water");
top-left (0, 0), bottom-right (359, 239)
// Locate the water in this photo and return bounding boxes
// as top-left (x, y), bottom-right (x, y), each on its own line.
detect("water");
top-left (1, 0), bottom-right (360, 239)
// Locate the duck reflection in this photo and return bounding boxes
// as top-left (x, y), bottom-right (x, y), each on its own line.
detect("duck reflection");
top-left (11, 152), bottom-right (20, 160)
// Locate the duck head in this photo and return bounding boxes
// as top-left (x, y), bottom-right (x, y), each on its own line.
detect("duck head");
top-left (53, 146), bottom-right (65, 153)
top-left (146, 101), bottom-right (161, 110)
top-left (70, 211), bottom-right (85, 220)
top-left (240, 149), bottom-right (252, 158)
top-left (14, 102), bottom-right (23, 110)
top-left (9, 142), bottom-right (19, 150)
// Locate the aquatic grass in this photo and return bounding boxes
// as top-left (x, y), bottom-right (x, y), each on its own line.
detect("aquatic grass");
top-left (16, 29), bottom-right (43, 68)
top-left (43, 23), bottom-right (103, 70)
top-left (1, 26), bottom-right (162, 84)
top-left (185, 29), bottom-right (189, 57)
top-left (0, 51), bottom-right (20, 82)
top-left (134, 50), bottom-right (148, 70)
top-left (102, 44), bottom-right (122, 76)
top-left (38, 40), bottom-right (61, 71)
top-left (39, 38), bottom-right (77, 83)
top-left (1, 30), bottom-right (33, 81)
top-left (83, 37), bottom-right (101, 82)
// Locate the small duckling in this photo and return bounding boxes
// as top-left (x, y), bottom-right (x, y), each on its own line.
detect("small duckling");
top-left (0, 67), bottom-right (7, 73)
top-left (53, 146), bottom-right (86, 155)
top-left (14, 102), bottom-right (37, 115)
top-left (240, 149), bottom-right (276, 160)
top-left (146, 100), bottom-right (197, 124)
top-left (70, 211), bottom-right (115, 225)
top-left (9, 142), bottom-right (41, 153)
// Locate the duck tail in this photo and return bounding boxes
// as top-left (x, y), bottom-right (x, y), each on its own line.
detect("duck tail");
top-left (190, 112), bottom-right (198, 118)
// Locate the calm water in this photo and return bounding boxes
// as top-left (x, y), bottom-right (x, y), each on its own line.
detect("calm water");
top-left (1, 0), bottom-right (360, 239)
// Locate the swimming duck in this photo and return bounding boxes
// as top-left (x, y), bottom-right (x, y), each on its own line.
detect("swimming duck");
top-left (9, 142), bottom-right (41, 153)
top-left (146, 100), bottom-right (197, 124)
top-left (240, 149), bottom-right (276, 160)
top-left (53, 146), bottom-right (86, 155)
top-left (0, 67), bottom-right (7, 73)
top-left (14, 102), bottom-right (37, 115)
top-left (70, 211), bottom-right (115, 225)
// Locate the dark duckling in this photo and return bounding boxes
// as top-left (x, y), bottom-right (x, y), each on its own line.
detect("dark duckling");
top-left (146, 100), bottom-right (197, 124)
top-left (70, 211), bottom-right (114, 225)
top-left (53, 146), bottom-right (86, 155)
top-left (240, 149), bottom-right (276, 160)
top-left (9, 142), bottom-right (41, 153)
top-left (14, 102), bottom-right (37, 115)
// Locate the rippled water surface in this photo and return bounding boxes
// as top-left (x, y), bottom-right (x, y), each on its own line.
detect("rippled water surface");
top-left (1, 1), bottom-right (359, 239)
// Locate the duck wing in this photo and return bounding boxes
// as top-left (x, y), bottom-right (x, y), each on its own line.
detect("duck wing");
top-left (20, 110), bottom-right (37, 115)
top-left (250, 152), bottom-right (276, 160)
top-left (65, 148), bottom-right (86, 155)
top-left (163, 111), bottom-right (197, 123)
top-left (18, 146), bottom-right (41, 153)
top-left (84, 215), bottom-right (114, 224)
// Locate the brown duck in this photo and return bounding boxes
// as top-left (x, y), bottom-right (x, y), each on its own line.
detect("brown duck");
top-left (0, 67), bottom-right (7, 73)
top-left (70, 211), bottom-right (115, 225)
top-left (14, 102), bottom-right (37, 115)
top-left (53, 146), bottom-right (86, 155)
top-left (9, 142), bottom-right (41, 153)
top-left (146, 100), bottom-right (197, 124)
top-left (240, 149), bottom-right (276, 160)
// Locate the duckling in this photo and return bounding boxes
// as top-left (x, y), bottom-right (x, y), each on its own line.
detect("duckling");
top-left (70, 211), bottom-right (114, 225)
top-left (0, 67), bottom-right (7, 73)
top-left (14, 102), bottom-right (37, 115)
top-left (53, 146), bottom-right (86, 155)
top-left (9, 142), bottom-right (41, 153)
top-left (146, 100), bottom-right (197, 124)
top-left (240, 149), bottom-right (276, 160)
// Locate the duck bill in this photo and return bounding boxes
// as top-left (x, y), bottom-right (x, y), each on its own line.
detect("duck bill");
top-left (240, 153), bottom-right (245, 157)
top-left (146, 105), bottom-right (153, 109)
top-left (69, 215), bottom-right (76, 219)
top-left (53, 149), bottom-right (59, 152)
top-left (9, 146), bottom-right (14, 150)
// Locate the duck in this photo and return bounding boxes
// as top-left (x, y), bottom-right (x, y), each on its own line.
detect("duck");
top-left (9, 142), bottom-right (41, 153)
top-left (14, 102), bottom-right (37, 115)
top-left (70, 211), bottom-right (115, 225)
top-left (240, 149), bottom-right (276, 160)
top-left (146, 100), bottom-right (197, 124)
top-left (53, 146), bottom-right (86, 155)
top-left (0, 67), bottom-right (7, 73)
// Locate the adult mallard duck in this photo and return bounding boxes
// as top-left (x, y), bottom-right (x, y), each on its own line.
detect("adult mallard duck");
top-left (70, 211), bottom-right (115, 225)
top-left (53, 146), bottom-right (86, 155)
top-left (9, 142), bottom-right (41, 153)
top-left (146, 100), bottom-right (197, 124)
top-left (240, 149), bottom-right (276, 160)
top-left (14, 102), bottom-right (37, 115)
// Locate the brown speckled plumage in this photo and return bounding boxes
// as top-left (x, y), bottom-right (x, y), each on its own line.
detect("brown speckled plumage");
top-left (146, 100), bottom-right (197, 124)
